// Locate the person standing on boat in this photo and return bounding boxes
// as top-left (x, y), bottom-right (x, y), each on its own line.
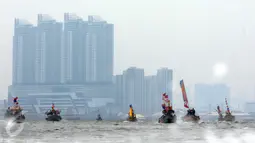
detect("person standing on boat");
top-left (189, 108), bottom-right (196, 115)
top-left (187, 109), bottom-right (191, 115)
top-left (129, 104), bottom-right (133, 117)
top-left (13, 97), bottom-right (18, 105)
top-left (51, 103), bottom-right (56, 115)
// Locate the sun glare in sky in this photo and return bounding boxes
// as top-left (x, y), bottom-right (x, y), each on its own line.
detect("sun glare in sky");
top-left (213, 62), bottom-right (228, 78)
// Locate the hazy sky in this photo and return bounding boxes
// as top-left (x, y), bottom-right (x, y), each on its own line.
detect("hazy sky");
top-left (0, 0), bottom-right (255, 103)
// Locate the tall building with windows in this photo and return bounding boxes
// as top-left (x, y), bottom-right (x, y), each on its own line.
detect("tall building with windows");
top-left (12, 19), bottom-right (37, 85)
top-left (122, 67), bottom-right (144, 113)
top-left (156, 68), bottom-right (173, 109)
top-left (144, 76), bottom-right (157, 114)
top-left (62, 13), bottom-right (87, 84)
top-left (114, 75), bottom-right (123, 108)
top-left (35, 14), bottom-right (62, 84)
top-left (85, 16), bottom-right (114, 82)
top-left (9, 14), bottom-right (117, 119)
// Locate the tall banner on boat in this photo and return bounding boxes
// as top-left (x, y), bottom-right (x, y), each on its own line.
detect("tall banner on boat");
top-left (225, 98), bottom-right (230, 113)
top-left (180, 80), bottom-right (189, 108)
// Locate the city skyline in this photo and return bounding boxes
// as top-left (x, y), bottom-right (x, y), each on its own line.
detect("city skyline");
top-left (12, 14), bottom-right (114, 85)
top-left (6, 13), bottom-right (253, 108)
top-left (9, 13), bottom-right (175, 114)
top-left (1, 0), bottom-right (255, 104)
top-left (115, 67), bottom-right (173, 114)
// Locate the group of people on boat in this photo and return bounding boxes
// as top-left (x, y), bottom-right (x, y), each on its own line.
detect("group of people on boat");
top-left (7, 86), bottom-right (234, 123)
top-left (158, 93), bottom-right (177, 123)
top-left (161, 103), bottom-right (174, 114)
top-left (46, 103), bottom-right (60, 116)
top-left (45, 103), bottom-right (62, 121)
top-left (6, 97), bottom-right (22, 115)
top-left (5, 97), bottom-right (26, 123)
top-left (216, 104), bottom-right (235, 122)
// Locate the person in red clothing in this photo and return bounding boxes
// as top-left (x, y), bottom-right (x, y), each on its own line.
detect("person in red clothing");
top-left (13, 97), bottom-right (18, 104)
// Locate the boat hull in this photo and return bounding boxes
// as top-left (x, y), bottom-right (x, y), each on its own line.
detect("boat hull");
top-left (158, 110), bottom-right (177, 123)
top-left (182, 115), bottom-right (200, 122)
top-left (158, 114), bottom-right (177, 123)
top-left (218, 114), bottom-right (235, 122)
top-left (219, 115), bottom-right (235, 122)
top-left (46, 115), bottom-right (62, 122)
top-left (127, 116), bottom-right (137, 122)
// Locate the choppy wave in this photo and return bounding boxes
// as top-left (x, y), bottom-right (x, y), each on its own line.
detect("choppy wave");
top-left (0, 120), bottom-right (255, 143)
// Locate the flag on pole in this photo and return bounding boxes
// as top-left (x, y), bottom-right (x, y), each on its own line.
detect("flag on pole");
top-left (180, 80), bottom-right (189, 108)
top-left (225, 98), bottom-right (230, 113)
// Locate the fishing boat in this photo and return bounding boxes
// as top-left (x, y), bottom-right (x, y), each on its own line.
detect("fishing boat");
top-left (217, 99), bottom-right (235, 122)
top-left (5, 97), bottom-right (25, 123)
top-left (96, 114), bottom-right (103, 121)
top-left (180, 80), bottom-right (200, 122)
top-left (223, 98), bottom-right (235, 122)
top-left (45, 104), bottom-right (62, 122)
top-left (4, 105), bottom-right (25, 123)
top-left (158, 93), bottom-right (177, 123)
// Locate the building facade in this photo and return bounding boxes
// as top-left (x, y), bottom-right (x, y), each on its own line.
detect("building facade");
top-left (85, 16), bottom-right (114, 82)
top-left (62, 13), bottom-right (87, 84)
top-left (144, 76), bottom-right (157, 115)
top-left (35, 14), bottom-right (62, 84)
top-left (122, 67), bottom-right (144, 113)
top-left (156, 68), bottom-right (173, 106)
top-left (13, 19), bottom-right (37, 85)
top-left (10, 14), bottom-right (116, 119)
top-left (113, 75), bottom-right (123, 110)
top-left (245, 102), bottom-right (255, 113)
top-left (194, 83), bottom-right (230, 112)
top-left (8, 84), bottom-right (115, 116)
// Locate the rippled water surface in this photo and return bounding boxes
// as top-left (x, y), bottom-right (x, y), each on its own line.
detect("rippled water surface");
top-left (0, 120), bottom-right (255, 143)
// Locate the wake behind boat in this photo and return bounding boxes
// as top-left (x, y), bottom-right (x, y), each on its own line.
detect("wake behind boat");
top-left (158, 93), bottom-right (177, 123)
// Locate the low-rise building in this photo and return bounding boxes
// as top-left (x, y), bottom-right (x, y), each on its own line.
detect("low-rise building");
top-left (8, 84), bottom-right (115, 119)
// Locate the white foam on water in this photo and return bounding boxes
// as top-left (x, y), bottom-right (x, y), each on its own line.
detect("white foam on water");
top-left (241, 133), bottom-right (255, 143)
top-left (205, 128), bottom-right (255, 143)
